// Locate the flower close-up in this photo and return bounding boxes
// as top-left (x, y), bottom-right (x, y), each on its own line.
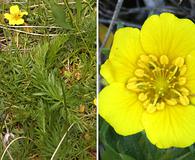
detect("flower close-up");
top-left (4, 5), bottom-right (28, 25)
top-left (99, 12), bottom-right (195, 149)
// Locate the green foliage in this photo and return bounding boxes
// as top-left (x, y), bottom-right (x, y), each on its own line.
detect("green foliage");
top-left (0, 0), bottom-right (95, 159)
top-left (75, 0), bottom-right (82, 22)
top-left (45, 0), bottom-right (72, 29)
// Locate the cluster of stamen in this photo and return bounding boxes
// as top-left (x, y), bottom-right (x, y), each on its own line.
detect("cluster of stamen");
top-left (13, 14), bottom-right (21, 20)
top-left (126, 54), bottom-right (190, 113)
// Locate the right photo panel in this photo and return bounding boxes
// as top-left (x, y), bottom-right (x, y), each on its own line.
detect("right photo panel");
top-left (99, 0), bottom-right (195, 159)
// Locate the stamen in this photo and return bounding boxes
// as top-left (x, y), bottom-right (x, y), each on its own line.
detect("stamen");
top-left (135, 69), bottom-right (145, 77)
top-left (147, 104), bottom-right (156, 113)
top-left (137, 60), bottom-right (147, 69)
top-left (126, 81), bottom-right (147, 91)
top-left (129, 54), bottom-right (189, 113)
top-left (174, 57), bottom-right (184, 67)
top-left (160, 55), bottom-right (169, 65)
top-left (172, 67), bottom-right (178, 76)
top-left (178, 77), bottom-right (186, 85)
top-left (165, 98), bottom-right (177, 105)
top-left (179, 96), bottom-right (189, 105)
top-left (152, 94), bottom-right (159, 106)
top-left (170, 89), bottom-right (182, 97)
top-left (128, 77), bottom-right (137, 83)
top-left (180, 87), bottom-right (189, 96)
top-left (149, 61), bottom-right (158, 69)
top-left (140, 55), bottom-right (149, 62)
top-left (167, 67), bottom-right (178, 82)
top-left (138, 93), bottom-right (147, 101)
top-left (126, 82), bottom-right (138, 91)
top-left (180, 65), bottom-right (187, 75)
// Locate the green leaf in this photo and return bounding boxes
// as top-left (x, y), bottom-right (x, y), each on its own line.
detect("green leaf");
top-left (101, 48), bottom-right (110, 56)
top-left (99, 24), bottom-right (114, 48)
top-left (46, 35), bottom-right (68, 68)
top-left (157, 148), bottom-right (189, 160)
top-left (175, 152), bottom-right (195, 160)
top-left (101, 146), bottom-right (121, 160)
top-left (47, 0), bottom-right (71, 29)
top-left (76, 0), bottom-right (82, 22)
top-left (119, 154), bottom-right (136, 160)
top-left (33, 42), bottom-right (49, 68)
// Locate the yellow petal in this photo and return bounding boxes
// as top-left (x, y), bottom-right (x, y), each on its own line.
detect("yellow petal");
top-left (101, 27), bottom-right (144, 83)
top-left (20, 11), bottom-right (28, 16)
top-left (185, 52), bottom-right (195, 94)
top-left (4, 13), bottom-right (12, 20)
top-left (10, 5), bottom-right (20, 15)
top-left (142, 105), bottom-right (195, 148)
top-left (99, 83), bottom-right (144, 135)
top-left (100, 60), bottom-right (115, 84)
top-left (8, 19), bottom-right (18, 25)
top-left (100, 59), bottom-right (134, 84)
top-left (8, 18), bottom-right (24, 25)
top-left (110, 27), bottom-right (144, 64)
top-left (141, 13), bottom-right (195, 59)
top-left (14, 18), bottom-right (24, 25)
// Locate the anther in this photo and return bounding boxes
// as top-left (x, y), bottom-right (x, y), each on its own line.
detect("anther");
top-left (128, 77), bottom-right (137, 83)
top-left (126, 82), bottom-right (137, 91)
top-left (180, 87), bottom-right (189, 96)
top-left (135, 69), bottom-right (145, 77)
top-left (147, 104), bottom-right (156, 113)
top-left (137, 60), bottom-right (146, 68)
top-left (179, 96), bottom-right (189, 105)
top-left (178, 77), bottom-right (186, 85)
top-left (174, 57), bottom-right (184, 67)
top-left (138, 93), bottom-right (147, 101)
top-left (160, 55), bottom-right (169, 65)
top-left (165, 98), bottom-right (177, 105)
top-left (180, 65), bottom-right (187, 76)
top-left (127, 81), bottom-right (146, 91)
top-left (140, 55), bottom-right (149, 62)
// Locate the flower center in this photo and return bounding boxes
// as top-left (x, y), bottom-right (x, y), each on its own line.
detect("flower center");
top-left (13, 14), bottom-right (21, 20)
top-left (126, 54), bottom-right (190, 113)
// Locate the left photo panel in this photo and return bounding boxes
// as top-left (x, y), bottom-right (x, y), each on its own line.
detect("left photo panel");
top-left (0, 0), bottom-right (96, 159)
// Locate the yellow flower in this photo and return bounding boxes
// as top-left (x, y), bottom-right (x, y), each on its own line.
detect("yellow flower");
top-left (4, 5), bottom-right (28, 25)
top-left (99, 13), bottom-right (195, 149)
top-left (93, 98), bottom-right (97, 106)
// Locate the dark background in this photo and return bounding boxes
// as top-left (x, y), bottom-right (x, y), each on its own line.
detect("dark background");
top-left (99, 0), bottom-right (195, 28)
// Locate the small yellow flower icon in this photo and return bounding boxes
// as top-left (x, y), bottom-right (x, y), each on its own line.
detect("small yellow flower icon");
top-left (4, 5), bottom-right (28, 25)
top-left (99, 13), bottom-right (195, 149)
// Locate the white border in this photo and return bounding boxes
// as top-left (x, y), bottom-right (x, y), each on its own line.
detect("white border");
top-left (96, 0), bottom-right (99, 159)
